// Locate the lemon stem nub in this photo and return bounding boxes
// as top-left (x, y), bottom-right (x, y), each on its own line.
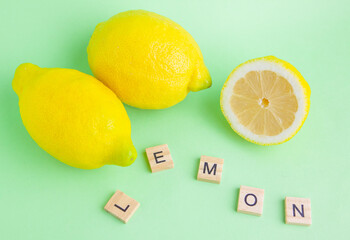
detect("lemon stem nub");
top-left (188, 64), bottom-right (212, 92)
top-left (12, 63), bottom-right (41, 95)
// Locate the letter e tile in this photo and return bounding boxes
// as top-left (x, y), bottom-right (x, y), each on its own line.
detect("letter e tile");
top-left (145, 144), bottom-right (174, 173)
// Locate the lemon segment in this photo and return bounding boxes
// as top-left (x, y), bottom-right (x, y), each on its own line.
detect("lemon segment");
top-left (221, 56), bottom-right (310, 145)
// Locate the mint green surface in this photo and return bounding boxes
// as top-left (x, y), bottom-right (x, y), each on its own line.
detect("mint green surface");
top-left (1, 0), bottom-right (349, 239)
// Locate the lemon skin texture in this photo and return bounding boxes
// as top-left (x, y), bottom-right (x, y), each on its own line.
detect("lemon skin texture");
top-left (12, 63), bottom-right (137, 169)
top-left (87, 10), bottom-right (211, 109)
top-left (220, 56), bottom-right (311, 145)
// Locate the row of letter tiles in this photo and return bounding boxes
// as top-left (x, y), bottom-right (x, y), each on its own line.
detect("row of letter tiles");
top-left (104, 189), bottom-right (311, 225)
top-left (107, 144), bottom-right (311, 225)
top-left (237, 186), bottom-right (311, 225)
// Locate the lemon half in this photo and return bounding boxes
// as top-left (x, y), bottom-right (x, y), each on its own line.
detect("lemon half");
top-left (220, 56), bottom-right (310, 145)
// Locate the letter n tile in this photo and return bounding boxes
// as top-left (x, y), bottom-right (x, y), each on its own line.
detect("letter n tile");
top-left (285, 197), bottom-right (312, 226)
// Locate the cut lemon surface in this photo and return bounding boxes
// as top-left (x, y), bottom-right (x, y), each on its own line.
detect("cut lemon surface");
top-left (220, 56), bottom-right (310, 145)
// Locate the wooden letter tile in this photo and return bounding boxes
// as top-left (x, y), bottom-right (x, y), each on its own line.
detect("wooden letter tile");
top-left (285, 197), bottom-right (312, 226)
top-left (104, 190), bottom-right (140, 223)
top-left (145, 144), bottom-right (174, 173)
top-left (197, 156), bottom-right (224, 184)
top-left (237, 185), bottom-right (264, 216)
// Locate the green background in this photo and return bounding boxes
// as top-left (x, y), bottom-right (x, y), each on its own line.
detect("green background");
top-left (1, 0), bottom-right (349, 239)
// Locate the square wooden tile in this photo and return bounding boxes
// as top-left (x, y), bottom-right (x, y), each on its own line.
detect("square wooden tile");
top-left (197, 156), bottom-right (224, 184)
top-left (104, 190), bottom-right (140, 223)
top-left (285, 197), bottom-right (312, 226)
top-left (237, 185), bottom-right (264, 216)
top-left (145, 144), bottom-right (174, 173)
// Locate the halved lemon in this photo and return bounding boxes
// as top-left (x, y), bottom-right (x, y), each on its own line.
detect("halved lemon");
top-left (220, 56), bottom-right (310, 145)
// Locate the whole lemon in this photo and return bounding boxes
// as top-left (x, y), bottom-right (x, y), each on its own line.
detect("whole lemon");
top-left (87, 10), bottom-right (211, 109)
top-left (12, 63), bottom-right (137, 169)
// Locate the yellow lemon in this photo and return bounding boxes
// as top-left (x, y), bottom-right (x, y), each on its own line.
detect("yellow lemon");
top-left (12, 63), bottom-right (137, 169)
top-left (87, 10), bottom-right (211, 109)
top-left (220, 56), bottom-right (311, 145)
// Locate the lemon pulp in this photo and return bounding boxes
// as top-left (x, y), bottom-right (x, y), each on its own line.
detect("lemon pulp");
top-left (230, 70), bottom-right (298, 136)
